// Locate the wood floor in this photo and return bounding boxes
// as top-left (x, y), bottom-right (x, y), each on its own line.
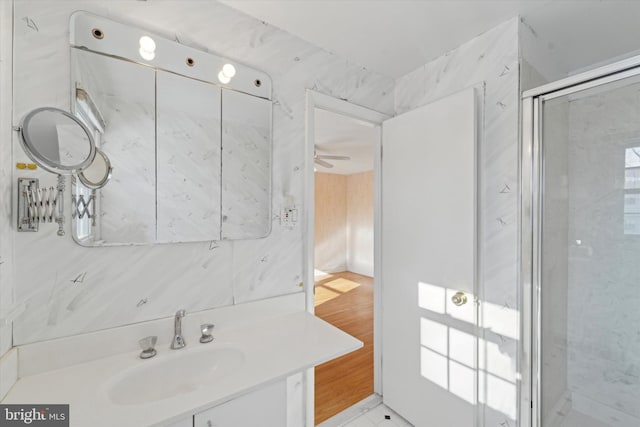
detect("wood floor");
top-left (314, 271), bottom-right (374, 425)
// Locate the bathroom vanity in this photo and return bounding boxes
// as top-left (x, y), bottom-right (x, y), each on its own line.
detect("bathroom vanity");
top-left (2, 295), bottom-right (361, 427)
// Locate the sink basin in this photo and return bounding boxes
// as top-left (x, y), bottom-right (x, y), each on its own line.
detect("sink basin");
top-left (108, 346), bottom-right (245, 405)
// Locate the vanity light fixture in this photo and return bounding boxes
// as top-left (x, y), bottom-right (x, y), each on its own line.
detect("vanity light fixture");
top-left (138, 36), bottom-right (156, 61)
top-left (217, 63), bottom-right (236, 84)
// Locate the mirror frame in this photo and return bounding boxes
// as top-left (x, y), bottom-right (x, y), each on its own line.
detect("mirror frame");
top-left (78, 148), bottom-right (113, 189)
top-left (18, 106), bottom-right (97, 175)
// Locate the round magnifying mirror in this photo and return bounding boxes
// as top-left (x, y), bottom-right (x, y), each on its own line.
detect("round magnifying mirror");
top-left (78, 149), bottom-right (112, 189)
top-left (18, 107), bottom-right (96, 175)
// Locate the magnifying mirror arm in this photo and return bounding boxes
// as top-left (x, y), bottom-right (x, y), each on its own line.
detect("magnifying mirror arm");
top-left (56, 175), bottom-right (65, 236)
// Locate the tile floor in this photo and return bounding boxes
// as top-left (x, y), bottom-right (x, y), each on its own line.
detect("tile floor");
top-left (342, 404), bottom-right (413, 427)
top-left (561, 410), bottom-right (612, 427)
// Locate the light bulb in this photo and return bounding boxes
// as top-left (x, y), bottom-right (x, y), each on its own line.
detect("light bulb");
top-left (139, 48), bottom-right (155, 61)
top-left (139, 36), bottom-right (156, 61)
top-left (222, 63), bottom-right (236, 78)
top-left (218, 70), bottom-right (231, 84)
top-left (139, 36), bottom-right (156, 52)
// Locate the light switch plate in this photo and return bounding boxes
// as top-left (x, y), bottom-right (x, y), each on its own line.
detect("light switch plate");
top-left (280, 207), bottom-right (298, 227)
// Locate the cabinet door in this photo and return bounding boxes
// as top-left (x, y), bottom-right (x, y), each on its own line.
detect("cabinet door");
top-left (156, 70), bottom-right (222, 242)
top-left (220, 88), bottom-right (272, 240)
top-left (194, 381), bottom-right (286, 427)
top-left (71, 48), bottom-right (156, 244)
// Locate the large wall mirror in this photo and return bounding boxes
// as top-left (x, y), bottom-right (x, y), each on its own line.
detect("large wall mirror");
top-left (69, 12), bottom-right (272, 246)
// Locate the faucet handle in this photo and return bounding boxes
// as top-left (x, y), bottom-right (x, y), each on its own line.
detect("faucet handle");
top-left (138, 335), bottom-right (157, 359)
top-left (200, 323), bottom-right (214, 343)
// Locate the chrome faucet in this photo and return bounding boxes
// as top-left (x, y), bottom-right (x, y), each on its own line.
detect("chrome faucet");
top-left (171, 309), bottom-right (186, 349)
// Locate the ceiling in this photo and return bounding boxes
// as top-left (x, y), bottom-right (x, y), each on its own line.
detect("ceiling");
top-left (219, 0), bottom-right (640, 79)
top-left (314, 108), bottom-right (376, 175)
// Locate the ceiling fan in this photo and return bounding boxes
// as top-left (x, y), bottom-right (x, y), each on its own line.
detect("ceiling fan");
top-left (314, 146), bottom-right (351, 169)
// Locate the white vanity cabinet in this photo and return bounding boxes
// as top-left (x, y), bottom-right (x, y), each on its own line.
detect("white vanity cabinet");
top-left (193, 380), bottom-right (286, 427)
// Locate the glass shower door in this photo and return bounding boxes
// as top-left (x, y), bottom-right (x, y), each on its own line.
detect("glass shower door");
top-left (537, 72), bottom-right (640, 427)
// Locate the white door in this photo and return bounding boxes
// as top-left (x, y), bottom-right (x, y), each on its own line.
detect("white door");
top-left (381, 88), bottom-right (477, 427)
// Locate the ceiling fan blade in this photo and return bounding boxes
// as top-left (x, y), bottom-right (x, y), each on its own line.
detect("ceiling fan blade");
top-left (316, 154), bottom-right (350, 160)
top-left (315, 158), bottom-right (334, 168)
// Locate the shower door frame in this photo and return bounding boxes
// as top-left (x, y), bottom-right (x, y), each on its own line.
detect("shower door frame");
top-left (520, 54), bottom-right (640, 427)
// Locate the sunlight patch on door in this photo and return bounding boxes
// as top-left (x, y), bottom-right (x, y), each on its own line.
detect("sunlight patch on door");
top-left (449, 359), bottom-right (475, 404)
top-left (420, 347), bottom-right (449, 390)
top-left (418, 280), bottom-right (518, 418)
top-left (449, 327), bottom-right (475, 367)
top-left (420, 316), bottom-right (475, 404)
top-left (419, 281), bottom-right (519, 341)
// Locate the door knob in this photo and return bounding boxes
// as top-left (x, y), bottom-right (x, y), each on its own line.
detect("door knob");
top-left (451, 291), bottom-right (468, 306)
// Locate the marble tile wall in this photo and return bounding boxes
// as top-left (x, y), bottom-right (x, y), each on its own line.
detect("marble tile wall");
top-left (518, 16), bottom-right (567, 84)
top-left (9, 0), bottom-right (394, 345)
top-left (0, 0), bottom-right (16, 400)
top-left (394, 17), bottom-right (521, 426)
top-left (520, 58), bottom-right (549, 93)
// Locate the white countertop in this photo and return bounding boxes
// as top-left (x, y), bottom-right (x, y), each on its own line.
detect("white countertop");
top-left (3, 311), bottom-right (362, 427)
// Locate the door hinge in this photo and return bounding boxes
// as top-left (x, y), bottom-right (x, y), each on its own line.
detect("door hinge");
top-left (531, 400), bottom-right (533, 409)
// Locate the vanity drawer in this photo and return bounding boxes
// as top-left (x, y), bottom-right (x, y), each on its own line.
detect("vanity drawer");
top-left (194, 380), bottom-right (286, 427)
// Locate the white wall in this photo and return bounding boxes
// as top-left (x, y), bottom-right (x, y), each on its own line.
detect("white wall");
top-left (314, 172), bottom-right (348, 273)
top-left (314, 171), bottom-right (374, 277)
top-left (395, 17), bottom-right (520, 426)
top-left (346, 171), bottom-right (374, 277)
top-left (8, 0), bottom-right (394, 345)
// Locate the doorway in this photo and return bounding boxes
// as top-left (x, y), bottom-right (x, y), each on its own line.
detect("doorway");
top-left (305, 88), bottom-right (480, 427)
top-left (304, 91), bottom-right (388, 426)
top-left (313, 108), bottom-right (376, 424)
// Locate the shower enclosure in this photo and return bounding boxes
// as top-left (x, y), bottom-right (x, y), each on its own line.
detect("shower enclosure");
top-left (522, 57), bottom-right (640, 427)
